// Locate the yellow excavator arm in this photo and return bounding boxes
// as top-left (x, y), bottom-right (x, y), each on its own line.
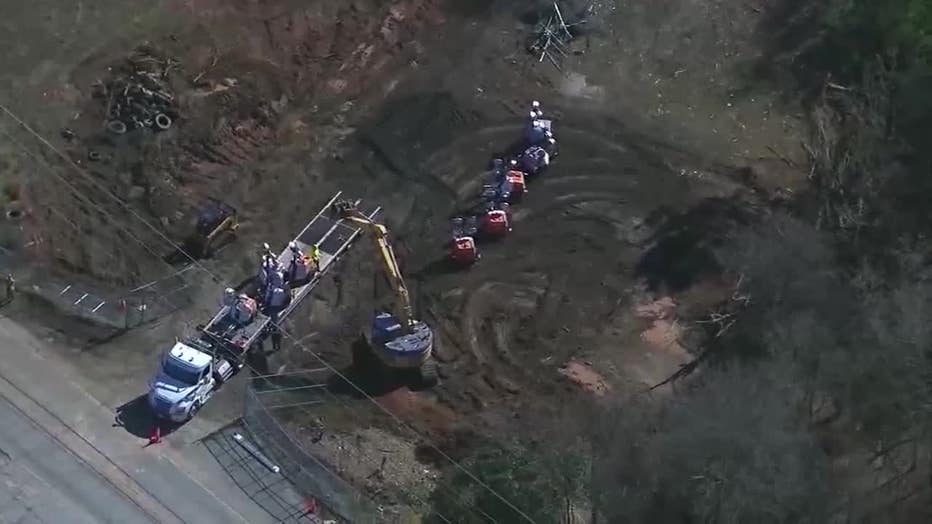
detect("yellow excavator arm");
top-left (338, 207), bottom-right (415, 328)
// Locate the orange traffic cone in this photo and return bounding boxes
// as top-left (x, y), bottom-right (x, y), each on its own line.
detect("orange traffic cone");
top-left (147, 423), bottom-right (161, 446)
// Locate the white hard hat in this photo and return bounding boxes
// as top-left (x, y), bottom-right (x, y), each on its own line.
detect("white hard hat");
top-left (224, 287), bottom-right (234, 294)
top-left (288, 241), bottom-right (298, 250)
top-left (509, 159), bottom-right (518, 166)
top-left (531, 100), bottom-right (540, 108)
top-left (548, 137), bottom-right (556, 144)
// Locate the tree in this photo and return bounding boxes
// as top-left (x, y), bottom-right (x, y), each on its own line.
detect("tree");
top-left (427, 440), bottom-right (590, 524)
top-left (594, 366), bottom-right (831, 524)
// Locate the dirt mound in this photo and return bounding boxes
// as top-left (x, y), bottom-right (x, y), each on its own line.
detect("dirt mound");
top-left (559, 361), bottom-right (610, 396)
top-left (376, 388), bottom-right (459, 436)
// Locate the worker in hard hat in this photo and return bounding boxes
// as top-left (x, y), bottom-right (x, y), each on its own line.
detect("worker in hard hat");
top-left (1, 274), bottom-right (14, 306)
top-left (529, 100), bottom-right (543, 120)
top-left (285, 241), bottom-right (312, 286)
top-left (524, 100), bottom-right (557, 149)
top-left (268, 323), bottom-right (283, 353)
top-left (229, 293), bottom-right (257, 326)
top-left (222, 287), bottom-right (236, 308)
top-left (257, 254), bottom-right (284, 293)
top-left (309, 243), bottom-right (321, 273)
top-left (262, 283), bottom-right (292, 321)
top-left (524, 119), bottom-right (550, 148)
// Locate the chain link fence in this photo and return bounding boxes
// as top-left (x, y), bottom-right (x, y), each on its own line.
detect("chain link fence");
top-left (243, 377), bottom-right (379, 523)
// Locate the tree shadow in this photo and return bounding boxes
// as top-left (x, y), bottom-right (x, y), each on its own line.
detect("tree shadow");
top-left (636, 198), bottom-right (755, 293)
top-left (751, 0), bottom-right (843, 92)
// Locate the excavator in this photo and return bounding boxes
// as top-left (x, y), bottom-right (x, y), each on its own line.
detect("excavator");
top-left (332, 199), bottom-right (438, 388)
top-left (165, 200), bottom-right (239, 264)
top-left (448, 216), bottom-right (480, 266)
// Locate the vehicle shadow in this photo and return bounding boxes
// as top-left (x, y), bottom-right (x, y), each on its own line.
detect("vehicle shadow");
top-left (113, 395), bottom-right (183, 440)
top-left (324, 337), bottom-right (426, 397)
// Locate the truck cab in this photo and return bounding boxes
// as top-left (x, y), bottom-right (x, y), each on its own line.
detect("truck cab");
top-left (147, 340), bottom-right (233, 422)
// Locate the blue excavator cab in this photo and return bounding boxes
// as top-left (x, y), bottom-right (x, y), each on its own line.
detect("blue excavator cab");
top-left (371, 312), bottom-right (433, 368)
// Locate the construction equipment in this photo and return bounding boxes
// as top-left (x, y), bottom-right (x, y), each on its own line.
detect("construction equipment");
top-left (476, 184), bottom-right (514, 239)
top-left (147, 192), bottom-right (379, 422)
top-left (449, 216), bottom-right (480, 266)
top-left (193, 200), bottom-right (239, 258)
top-left (520, 145), bottom-right (552, 176)
top-left (479, 199), bottom-right (512, 238)
top-left (332, 199), bottom-right (438, 388)
top-left (499, 168), bottom-right (527, 202)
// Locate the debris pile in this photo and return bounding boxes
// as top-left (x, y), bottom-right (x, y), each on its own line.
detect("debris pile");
top-left (94, 47), bottom-right (179, 135)
top-left (527, 2), bottom-right (598, 70)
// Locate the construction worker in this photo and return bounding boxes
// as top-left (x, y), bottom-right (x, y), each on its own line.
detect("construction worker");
top-left (229, 293), bottom-right (257, 326)
top-left (257, 255), bottom-right (284, 295)
top-left (525, 100), bottom-right (557, 149)
top-left (309, 243), bottom-right (321, 273)
top-left (525, 121), bottom-right (550, 148)
top-left (262, 284), bottom-right (291, 319)
top-left (222, 287), bottom-right (236, 308)
top-left (1, 274), bottom-right (14, 305)
top-left (269, 324), bottom-right (283, 353)
top-left (285, 241), bottom-right (312, 286)
top-left (261, 242), bottom-right (275, 259)
top-left (529, 100), bottom-right (543, 120)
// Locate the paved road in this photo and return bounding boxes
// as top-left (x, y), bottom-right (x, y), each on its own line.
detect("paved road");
top-left (0, 394), bottom-right (153, 524)
top-left (0, 317), bottom-right (278, 524)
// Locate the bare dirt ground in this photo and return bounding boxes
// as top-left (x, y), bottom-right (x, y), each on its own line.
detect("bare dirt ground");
top-left (0, 0), bottom-right (813, 516)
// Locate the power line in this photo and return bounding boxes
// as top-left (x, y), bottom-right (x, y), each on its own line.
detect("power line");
top-left (0, 105), bottom-right (223, 283)
top-left (2, 121), bottom-right (470, 524)
top-left (255, 370), bottom-right (499, 524)
top-left (0, 125), bottom-right (173, 267)
top-left (0, 103), bottom-right (536, 523)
